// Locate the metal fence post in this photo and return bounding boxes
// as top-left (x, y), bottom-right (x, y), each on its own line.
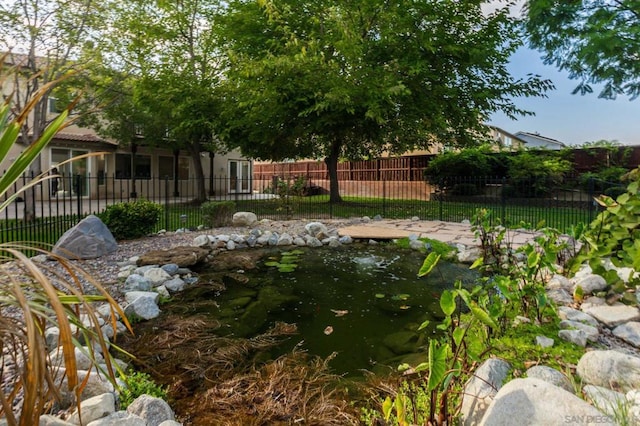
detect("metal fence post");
top-left (75, 174), bottom-right (82, 221)
top-left (382, 179), bottom-right (387, 217)
top-left (501, 176), bottom-right (507, 224)
top-left (164, 176), bottom-right (170, 231)
top-left (588, 177), bottom-right (594, 224)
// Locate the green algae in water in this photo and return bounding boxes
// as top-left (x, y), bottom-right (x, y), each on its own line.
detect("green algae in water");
top-left (175, 244), bottom-right (477, 376)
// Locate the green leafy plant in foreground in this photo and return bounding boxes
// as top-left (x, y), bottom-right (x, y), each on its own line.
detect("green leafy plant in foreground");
top-left (573, 167), bottom-right (640, 286)
top-left (0, 64), bottom-right (131, 425)
top-left (377, 209), bottom-right (566, 425)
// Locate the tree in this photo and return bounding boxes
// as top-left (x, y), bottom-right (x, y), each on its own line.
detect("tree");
top-left (217, 0), bottom-right (552, 202)
top-left (525, 0), bottom-right (640, 100)
top-left (0, 0), bottom-right (106, 220)
top-left (95, 0), bottom-right (224, 202)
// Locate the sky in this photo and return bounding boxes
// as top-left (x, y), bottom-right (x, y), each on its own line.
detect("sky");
top-left (488, 47), bottom-right (640, 146)
top-left (484, 0), bottom-right (640, 146)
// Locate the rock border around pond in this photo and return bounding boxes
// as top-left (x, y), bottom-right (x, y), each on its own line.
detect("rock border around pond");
top-left (40, 217), bottom-right (640, 425)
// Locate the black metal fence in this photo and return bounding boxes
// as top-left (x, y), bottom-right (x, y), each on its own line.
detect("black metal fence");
top-left (1, 173), bottom-right (621, 247)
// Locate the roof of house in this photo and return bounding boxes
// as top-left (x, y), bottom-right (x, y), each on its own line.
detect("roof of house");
top-left (515, 131), bottom-right (566, 148)
top-left (487, 125), bottom-right (527, 143)
top-left (54, 132), bottom-right (118, 146)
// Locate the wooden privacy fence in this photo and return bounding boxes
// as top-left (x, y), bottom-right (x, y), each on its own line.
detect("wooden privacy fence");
top-left (254, 156), bottom-right (431, 182)
top-left (254, 156), bottom-right (433, 199)
top-left (254, 145), bottom-right (640, 184)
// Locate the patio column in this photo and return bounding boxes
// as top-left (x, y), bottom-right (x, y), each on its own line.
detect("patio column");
top-left (130, 143), bottom-right (137, 198)
top-left (173, 149), bottom-right (180, 197)
top-left (208, 151), bottom-right (215, 196)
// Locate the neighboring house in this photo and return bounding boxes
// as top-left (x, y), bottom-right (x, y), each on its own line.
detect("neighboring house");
top-left (1, 53), bottom-right (252, 200)
top-left (487, 126), bottom-right (527, 150)
top-left (514, 131), bottom-right (567, 150)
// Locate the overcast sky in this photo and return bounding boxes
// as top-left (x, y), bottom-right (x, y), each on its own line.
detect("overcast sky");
top-left (484, 1), bottom-right (640, 146)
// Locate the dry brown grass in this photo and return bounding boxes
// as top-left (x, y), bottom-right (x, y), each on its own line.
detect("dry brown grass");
top-left (181, 351), bottom-right (361, 425)
top-left (0, 244), bottom-right (130, 425)
top-left (119, 314), bottom-right (362, 425)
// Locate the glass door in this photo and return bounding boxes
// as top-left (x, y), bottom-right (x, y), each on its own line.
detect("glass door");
top-left (51, 148), bottom-right (89, 196)
top-left (228, 160), bottom-right (251, 193)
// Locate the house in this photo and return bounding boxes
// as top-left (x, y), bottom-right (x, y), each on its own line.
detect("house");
top-left (1, 53), bottom-right (252, 201)
top-left (487, 126), bottom-right (527, 150)
top-left (514, 131), bottom-right (567, 150)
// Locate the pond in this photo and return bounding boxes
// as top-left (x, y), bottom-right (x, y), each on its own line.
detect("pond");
top-left (152, 243), bottom-right (478, 376)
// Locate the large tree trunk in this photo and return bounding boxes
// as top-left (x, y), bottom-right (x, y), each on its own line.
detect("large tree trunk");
top-left (189, 143), bottom-right (208, 203)
top-left (324, 140), bottom-right (343, 203)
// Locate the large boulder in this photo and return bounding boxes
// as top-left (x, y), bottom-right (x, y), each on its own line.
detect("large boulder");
top-left (52, 215), bottom-right (117, 259)
top-left (232, 211), bottom-right (258, 226)
top-left (137, 246), bottom-right (209, 267)
top-left (577, 350), bottom-right (640, 393)
top-left (207, 250), bottom-right (264, 271)
top-left (127, 394), bottom-right (176, 426)
top-left (460, 358), bottom-right (511, 425)
top-left (479, 378), bottom-right (610, 425)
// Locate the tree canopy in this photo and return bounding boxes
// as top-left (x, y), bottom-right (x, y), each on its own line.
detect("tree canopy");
top-left (218, 0), bottom-right (553, 201)
top-left (0, 0), bottom-right (106, 220)
top-left (525, 0), bottom-right (640, 100)
top-left (95, 0), bottom-right (225, 201)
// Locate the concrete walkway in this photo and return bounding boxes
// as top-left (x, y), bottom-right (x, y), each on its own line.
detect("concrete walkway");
top-left (338, 219), bottom-right (539, 248)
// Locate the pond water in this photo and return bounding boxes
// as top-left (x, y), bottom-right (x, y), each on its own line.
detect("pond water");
top-left (163, 244), bottom-right (478, 376)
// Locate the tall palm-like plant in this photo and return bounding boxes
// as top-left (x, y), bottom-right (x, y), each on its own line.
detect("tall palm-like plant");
top-left (0, 61), bottom-right (130, 425)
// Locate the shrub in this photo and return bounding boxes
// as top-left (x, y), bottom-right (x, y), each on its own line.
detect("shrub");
top-left (119, 371), bottom-right (168, 409)
top-left (100, 199), bottom-right (163, 240)
top-left (424, 147), bottom-right (494, 190)
top-left (450, 183), bottom-right (479, 196)
top-left (580, 167), bottom-right (628, 193)
top-left (201, 200), bottom-right (235, 227)
top-left (507, 152), bottom-right (572, 197)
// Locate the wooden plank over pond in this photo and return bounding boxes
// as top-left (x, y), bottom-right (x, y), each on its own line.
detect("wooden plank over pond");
top-left (337, 225), bottom-right (416, 240)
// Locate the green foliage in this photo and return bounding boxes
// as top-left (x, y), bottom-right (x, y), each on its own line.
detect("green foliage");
top-left (265, 176), bottom-right (308, 198)
top-left (100, 199), bottom-right (163, 240)
top-left (491, 322), bottom-right (584, 373)
top-left (424, 147), bottom-right (497, 190)
top-left (506, 151), bottom-right (572, 197)
top-left (219, 0), bottom-right (552, 202)
top-left (119, 371), bottom-right (168, 409)
top-left (425, 148), bottom-right (573, 197)
top-left (371, 213), bottom-right (571, 424)
top-left (201, 201), bottom-right (236, 228)
top-left (525, 0), bottom-right (640, 100)
top-left (417, 252), bottom-right (441, 278)
top-left (573, 167), bottom-right (640, 278)
top-left (472, 208), bottom-right (567, 322)
top-left (95, 0), bottom-right (223, 202)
